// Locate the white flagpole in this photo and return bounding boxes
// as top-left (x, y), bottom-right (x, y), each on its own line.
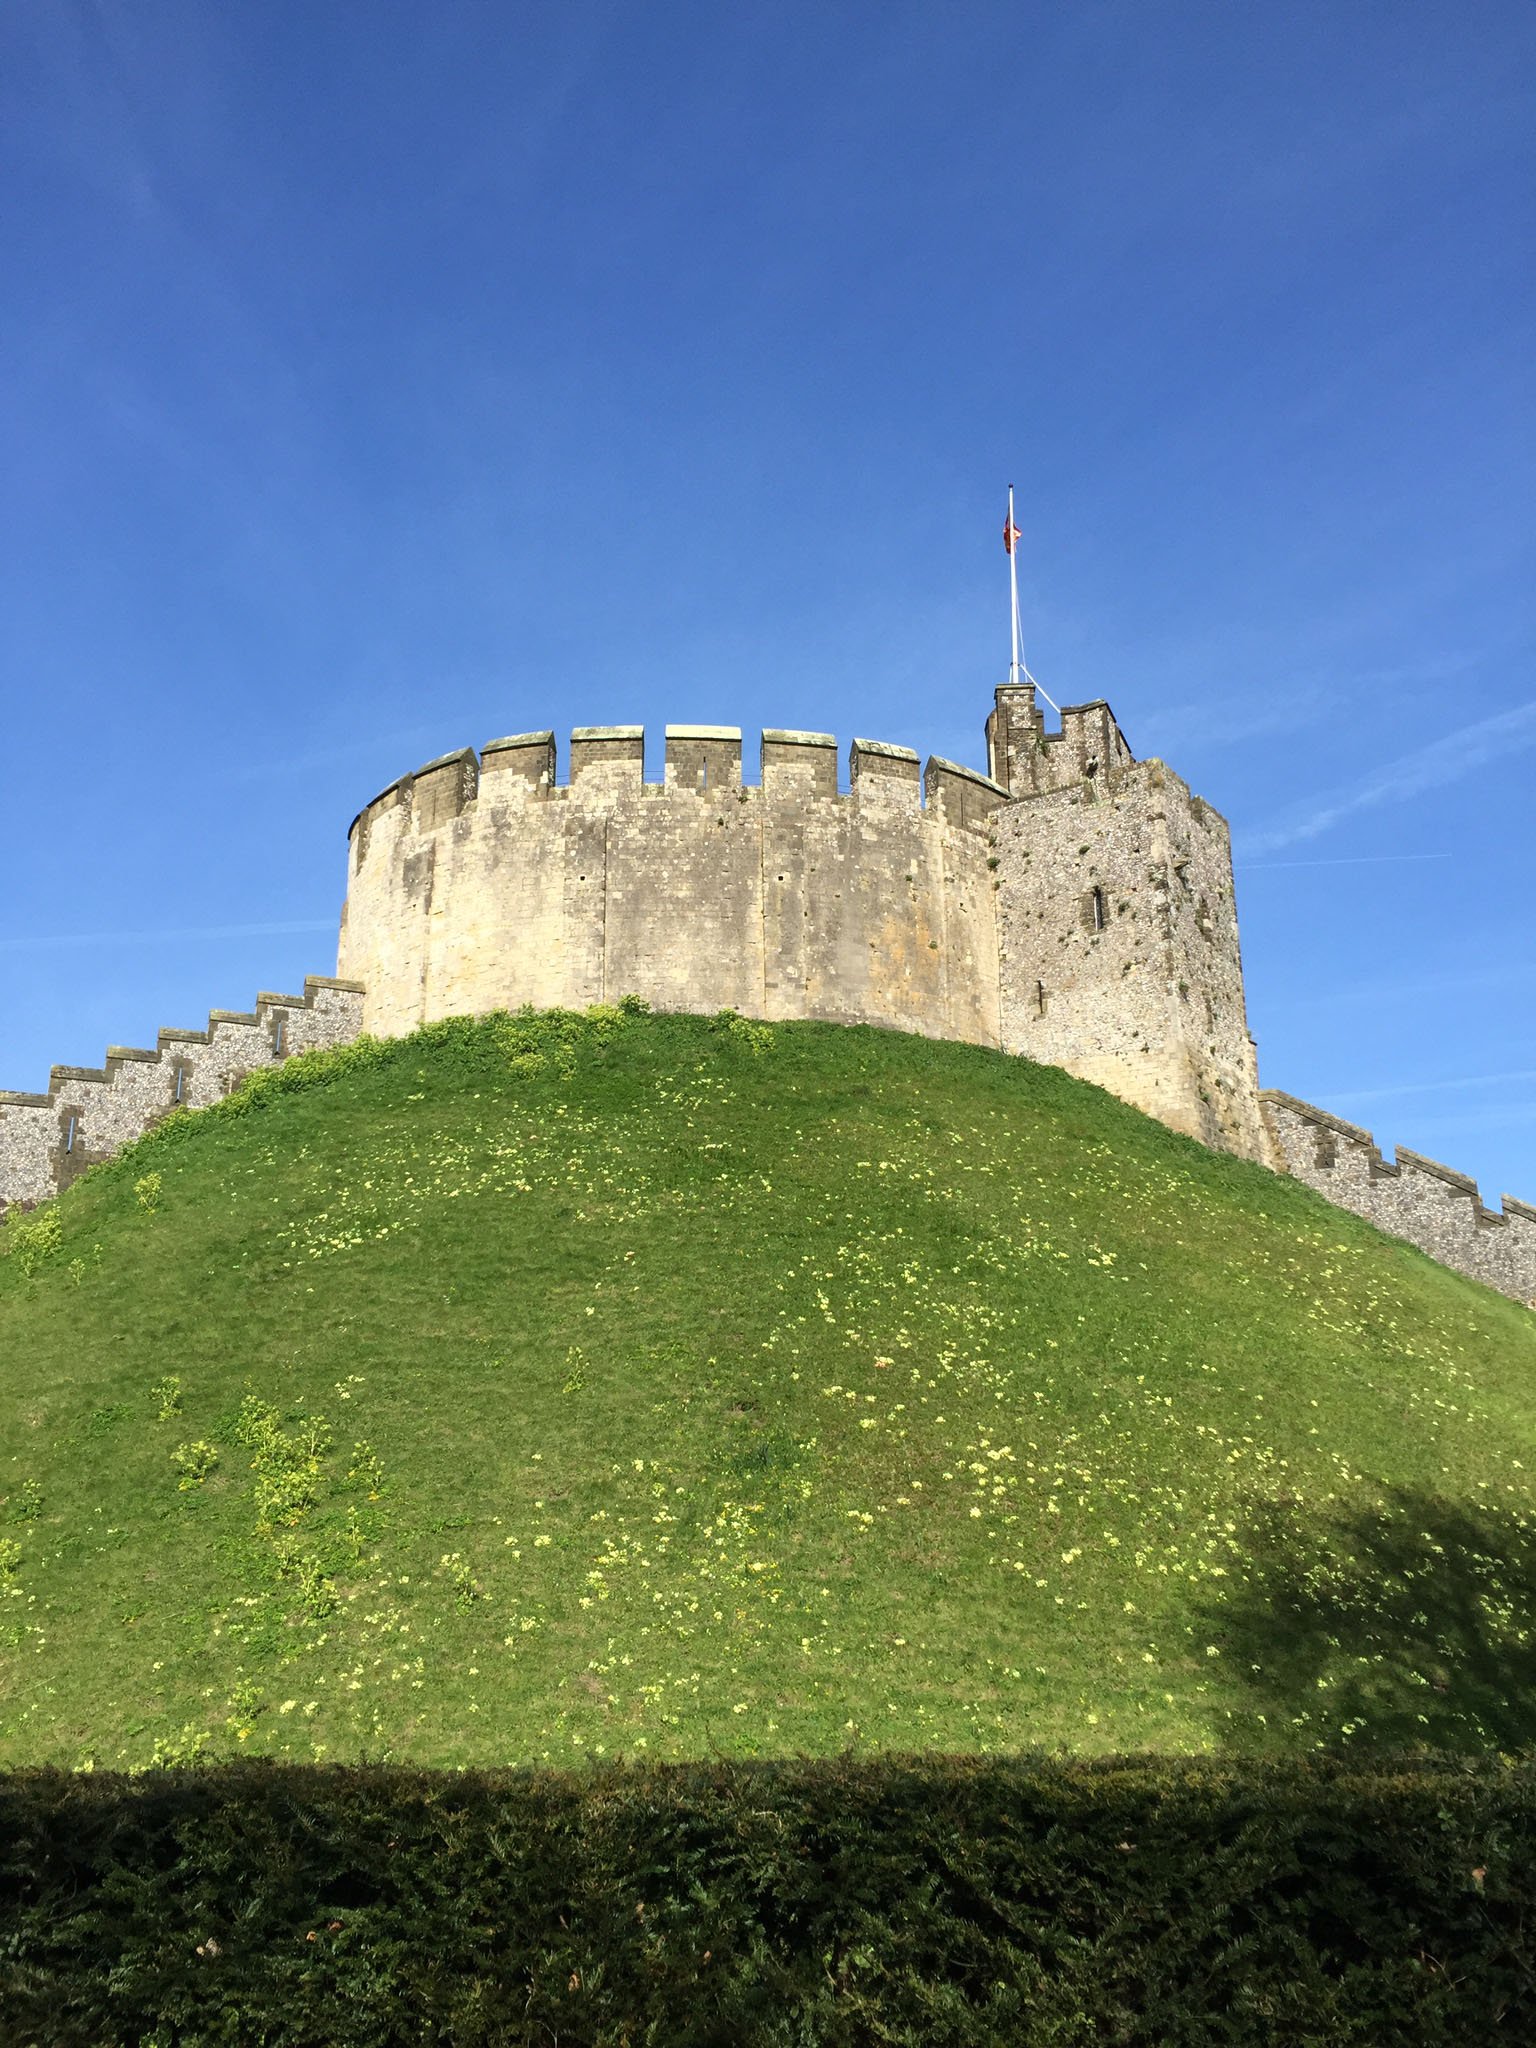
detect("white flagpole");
top-left (1008, 484), bottom-right (1022, 685)
top-left (1006, 485), bottom-right (1060, 712)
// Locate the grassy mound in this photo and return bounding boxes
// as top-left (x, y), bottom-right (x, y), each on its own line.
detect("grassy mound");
top-left (1, 1007), bottom-right (1532, 1771)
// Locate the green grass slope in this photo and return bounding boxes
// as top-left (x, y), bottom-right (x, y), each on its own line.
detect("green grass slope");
top-left (1, 1006), bottom-right (1532, 1772)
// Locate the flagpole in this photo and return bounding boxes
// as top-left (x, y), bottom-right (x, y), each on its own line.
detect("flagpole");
top-left (1004, 486), bottom-right (1060, 713)
top-left (1008, 484), bottom-right (1022, 685)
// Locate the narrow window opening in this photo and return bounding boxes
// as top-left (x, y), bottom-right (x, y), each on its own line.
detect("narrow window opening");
top-left (699, 761), bottom-right (709, 791)
top-left (64, 1113), bottom-right (77, 1154)
top-left (1036, 980), bottom-right (1047, 1017)
top-left (174, 1063), bottom-right (186, 1103)
top-left (1091, 887), bottom-right (1106, 932)
top-left (273, 1016), bottom-right (287, 1056)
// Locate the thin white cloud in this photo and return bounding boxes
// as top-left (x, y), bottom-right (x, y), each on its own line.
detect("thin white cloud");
top-left (1239, 852), bottom-right (1452, 871)
top-left (1329, 1069), bottom-right (1536, 1107)
top-left (1386, 1104), bottom-right (1536, 1143)
top-left (1239, 700), bottom-right (1536, 854)
top-left (220, 726), bottom-right (444, 785)
top-left (1263, 957), bottom-right (1536, 1016)
top-left (0, 920), bottom-right (334, 953)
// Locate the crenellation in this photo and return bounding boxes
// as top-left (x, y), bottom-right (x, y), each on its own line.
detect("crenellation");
top-left (761, 730), bottom-right (837, 800)
top-left (924, 757), bottom-right (1009, 833)
top-left (850, 738), bottom-right (921, 807)
top-left (986, 685), bottom-right (1135, 799)
top-left (1262, 1090), bottom-right (1536, 1305)
top-left (665, 725), bottom-right (742, 792)
top-left (569, 726), bottom-right (644, 794)
top-left (481, 731), bottom-right (556, 796)
top-left (0, 978), bottom-right (366, 1214)
top-left (412, 749), bottom-right (479, 833)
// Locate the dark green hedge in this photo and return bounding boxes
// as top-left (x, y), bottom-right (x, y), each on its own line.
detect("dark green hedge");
top-left (1, 1755), bottom-right (1530, 2045)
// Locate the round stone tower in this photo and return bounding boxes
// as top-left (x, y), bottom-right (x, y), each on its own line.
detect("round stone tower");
top-left (336, 695), bottom-right (1276, 1165)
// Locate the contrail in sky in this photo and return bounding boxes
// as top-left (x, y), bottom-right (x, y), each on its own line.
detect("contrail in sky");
top-left (1239, 852), bottom-right (1452, 871)
top-left (0, 920), bottom-right (334, 953)
top-left (1240, 700), bottom-right (1536, 854)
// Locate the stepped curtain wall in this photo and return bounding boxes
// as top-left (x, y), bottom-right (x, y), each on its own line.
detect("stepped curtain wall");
top-left (1264, 1091), bottom-right (1536, 1306)
top-left (0, 979), bottom-right (365, 1210)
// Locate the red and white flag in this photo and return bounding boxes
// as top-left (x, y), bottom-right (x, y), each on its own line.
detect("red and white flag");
top-left (1003, 513), bottom-right (1022, 554)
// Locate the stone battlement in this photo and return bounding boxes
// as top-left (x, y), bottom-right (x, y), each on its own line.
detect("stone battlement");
top-left (347, 725), bottom-right (1012, 860)
top-left (336, 690), bottom-right (1277, 1167)
top-left (1261, 1091), bottom-right (1536, 1306)
top-left (0, 978), bottom-right (364, 1211)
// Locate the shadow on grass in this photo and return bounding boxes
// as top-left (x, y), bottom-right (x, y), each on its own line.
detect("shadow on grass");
top-left (1203, 1487), bottom-right (1536, 1751)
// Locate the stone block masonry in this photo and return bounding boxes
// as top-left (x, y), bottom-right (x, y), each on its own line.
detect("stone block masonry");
top-left (339, 725), bottom-right (1009, 1068)
top-left (1263, 1092), bottom-right (1536, 1307)
top-left (337, 697), bottom-right (1278, 1164)
top-left (989, 730), bottom-right (1272, 1163)
top-left (0, 978), bottom-right (364, 1211)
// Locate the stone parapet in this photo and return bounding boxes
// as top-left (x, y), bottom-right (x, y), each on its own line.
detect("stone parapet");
top-left (338, 725), bottom-right (1009, 1052)
top-left (1261, 1089), bottom-right (1536, 1306)
top-left (0, 978), bottom-right (366, 1213)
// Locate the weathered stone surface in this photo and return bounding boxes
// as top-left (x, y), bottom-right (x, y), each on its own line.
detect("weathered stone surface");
top-left (339, 726), bottom-right (1002, 1050)
top-left (335, 695), bottom-right (1274, 1165)
top-left (1262, 1091), bottom-right (1536, 1306)
top-left (990, 710), bottom-right (1273, 1163)
top-left (0, 979), bottom-right (365, 1210)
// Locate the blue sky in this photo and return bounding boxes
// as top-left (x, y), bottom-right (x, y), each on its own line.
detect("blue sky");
top-left (3, 1), bottom-right (1532, 1201)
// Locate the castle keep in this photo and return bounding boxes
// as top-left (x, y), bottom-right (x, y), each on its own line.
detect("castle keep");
top-left (337, 685), bottom-right (1274, 1164)
top-left (2, 683), bottom-right (1532, 1305)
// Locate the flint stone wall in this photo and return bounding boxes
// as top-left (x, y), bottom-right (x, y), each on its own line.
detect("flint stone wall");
top-left (0, 978), bottom-right (364, 1211)
top-left (1263, 1090), bottom-right (1536, 1307)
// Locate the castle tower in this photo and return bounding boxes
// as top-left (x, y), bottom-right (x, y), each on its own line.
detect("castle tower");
top-left (333, 691), bottom-right (1276, 1168)
top-left (985, 684), bottom-right (1274, 1162)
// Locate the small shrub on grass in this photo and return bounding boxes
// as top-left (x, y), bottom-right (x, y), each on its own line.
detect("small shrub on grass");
top-left (233, 1396), bottom-right (330, 1530)
top-left (346, 1441), bottom-right (384, 1495)
top-left (7, 1481), bottom-right (42, 1524)
top-left (3, 1206), bottom-right (62, 1278)
top-left (715, 1007), bottom-right (776, 1054)
top-left (141, 1725), bottom-right (210, 1771)
top-left (150, 1375), bottom-right (181, 1422)
top-left (133, 1172), bottom-right (162, 1213)
top-left (285, 1554), bottom-right (336, 1620)
top-left (438, 1552), bottom-right (480, 1606)
top-left (170, 1441), bottom-right (218, 1490)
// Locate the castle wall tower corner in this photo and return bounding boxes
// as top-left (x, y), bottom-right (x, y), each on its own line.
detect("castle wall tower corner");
top-left (986, 687), bottom-right (1274, 1165)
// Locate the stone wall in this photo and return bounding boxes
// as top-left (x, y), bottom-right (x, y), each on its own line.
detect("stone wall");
top-left (987, 688), bottom-right (1273, 1164)
top-left (1263, 1090), bottom-right (1536, 1306)
top-left (0, 977), bottom-right (364, 1211)
top-left (338, 727), bottom-right (1008, 1053)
